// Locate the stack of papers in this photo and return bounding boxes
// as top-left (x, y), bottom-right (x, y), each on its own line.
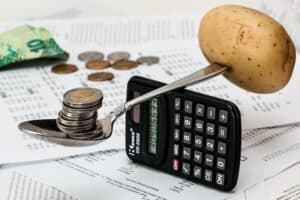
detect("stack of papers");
top-left (0, 14), bottom-right (299, 200)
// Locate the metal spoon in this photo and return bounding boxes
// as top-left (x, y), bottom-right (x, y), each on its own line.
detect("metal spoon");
top-left (19, 63), bottom-right (227, 146)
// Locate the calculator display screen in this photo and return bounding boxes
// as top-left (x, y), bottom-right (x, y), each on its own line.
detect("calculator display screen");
top-left (148, 98), bottom-right (158, 155)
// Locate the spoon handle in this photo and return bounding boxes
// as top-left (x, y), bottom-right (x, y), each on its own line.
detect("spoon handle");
top-left (109, 63), bottom-right (227, 121)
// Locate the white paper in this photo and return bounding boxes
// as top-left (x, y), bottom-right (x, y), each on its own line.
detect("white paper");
top-left (229, 162), bottom-right (300, 200)
top-left (0, 14), bottom-right (199, 48)
top-left (1, 125), bottom-right (300, 200)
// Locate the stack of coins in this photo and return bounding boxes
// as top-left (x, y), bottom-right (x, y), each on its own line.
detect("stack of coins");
top-left (56, 88), bottom-right (103, 139)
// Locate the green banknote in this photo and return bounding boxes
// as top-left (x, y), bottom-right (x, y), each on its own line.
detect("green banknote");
top-left (0, 25), bottom-right (68, 69)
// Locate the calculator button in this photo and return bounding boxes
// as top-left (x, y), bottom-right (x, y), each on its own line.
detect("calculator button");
top-left (216, 173), bottom-right (225, 186)
top-left (183, 132), bottom-right (192, 144)
top-left (183, 147), bottom-right (191, 160)
top-left (205, 154), bottom-right (214, 167)
top-left (173, 144), bottom-right (180, 156)
top-left (205, 138), bottom-right (215, 151)
top-left (183, 116), bottom-right (192, 129)
top-left (217, 142), bottom-right (227, 155)
top-left (174, 98), bottom-right (181, 111)
top-left (174, 113), bottom-right (181, 126)
top-left (174, 129), bottom-right (180, 141)
top-left (184, 100), bottom-right (193, 114)
top-left (218, 126), bottom-right (228, 139)
top-left (204, 169), bottom-right (213, 182)
top-left (173, 159), bottom-right (179, 171)
top-left (216, 157), bottom-right (226, 171)
top-left (206, 123), bottom-right (215, 136)
top-left (182, 162), bottom-right (191, 175)
top-left (194, 151), bottom-right (202, 164)
top-left (194, 135), bottom-right (203, 148)
top-left (193, 166), bottom-right (202, 179)
top-left (219, 110), bottom-right (229, 123)
top-left (207, 107), bottom-right (216, 120)
top-left (195, 104), bottom-right (205, 117)
top-left (195, 119), bottom-right (204, 132)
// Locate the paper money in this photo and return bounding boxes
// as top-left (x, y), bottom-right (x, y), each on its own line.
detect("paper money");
top-left (0, 25), bottom-right (68, 69)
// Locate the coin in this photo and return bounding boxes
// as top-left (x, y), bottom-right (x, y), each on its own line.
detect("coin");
top-left (107, 51), bottom-right (130, 63)
top-left (136, 56), bottom-right (160, 65)
top-left (51, 63), bottom-right (78, 74)
top-left (67, 122), bottom-right (103, 139)
top-left (68, 132), bottom-right (97, 139)
top-left (86, 59), bottom-right (111, 70)
top-left (78, 51), bottom-right (104, 62)
top-left (56, 121), bottom-right (95, 133)
top-left (60, 111), bottom-right (96, 121)
top-left (88, 72), bottom-right (114, 82)
top-left (57, 118), bottom-right (95, 129)
top-left (58, 112), bottom-right (96, 126)
top-left (68, 132), bottom-right (99, 140)
top-left (64, 88), bottom-right (103, 108)
top-left (112, 60), bottom-right (138, 70)
top-left (62, 104), bottom-right (100, 114)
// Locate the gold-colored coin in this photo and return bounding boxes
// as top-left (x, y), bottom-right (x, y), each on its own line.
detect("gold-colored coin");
top-left (88, 72), bottom-right (114, 82)
top-left (86, 59), bottom-right (111, 70)
top-left (112, 60), bottom-right (138, 70)
top-left (68, 89), bottom-right (100, 103)
top-left (51, 63), bottom-right (78, 74)
top-left (64, 88), bottom-right (103, 107)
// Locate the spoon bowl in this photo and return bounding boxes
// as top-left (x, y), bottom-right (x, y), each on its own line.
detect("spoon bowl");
top-left (19, 119), bottom-right (109, 146)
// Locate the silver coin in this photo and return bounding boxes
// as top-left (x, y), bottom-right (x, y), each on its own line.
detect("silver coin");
top-left (68, 133), bottom-right (97, 140)
top-left (56, 119), bottom-right (95, 129)
top-left (60, 110), bottom-right (96, 121)
top-left (64, 99), bottom-right (102, 110)
top-left (67, 130), bottom-right (97, 137)
top-left (67, 129), bottom-right (98, 137)
top-left (136, 56), bottom-right (160, 65)
top-left (78, 51), bottom-right (104, 62)
top-left (57, 113), bottom-right (96, 127)
top-left (63, 88), bottom-right (103, 109)
top-left (67, 123), bottom-right (103, 139)
top-left (62, 104), bottom-right (100, 114)
top-left (107, 51), bottom-right (130, 63)
top-left (68, 133), bottom-right (100, 140)
top-left (56, 122), bottom-right (94, 132)
top-left (56, 121), bottom-right (95, 134)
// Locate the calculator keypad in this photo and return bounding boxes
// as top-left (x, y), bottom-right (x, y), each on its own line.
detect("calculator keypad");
top-left (171, 95), bottom-right (240, 191)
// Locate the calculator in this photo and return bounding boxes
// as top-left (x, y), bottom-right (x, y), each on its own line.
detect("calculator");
top-left (125, 76), bottom-right (241, 191)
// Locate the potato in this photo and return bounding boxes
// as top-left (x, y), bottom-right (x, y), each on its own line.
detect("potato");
top-left (199, 5), bottom-right (296, 93)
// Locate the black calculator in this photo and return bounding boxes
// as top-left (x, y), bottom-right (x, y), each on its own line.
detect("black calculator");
top-left (125, 76), bottom-right (241, 191)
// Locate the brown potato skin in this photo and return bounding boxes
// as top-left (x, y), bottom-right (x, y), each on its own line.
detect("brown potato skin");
top-left (199, 5), bottom-right (296, 93)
